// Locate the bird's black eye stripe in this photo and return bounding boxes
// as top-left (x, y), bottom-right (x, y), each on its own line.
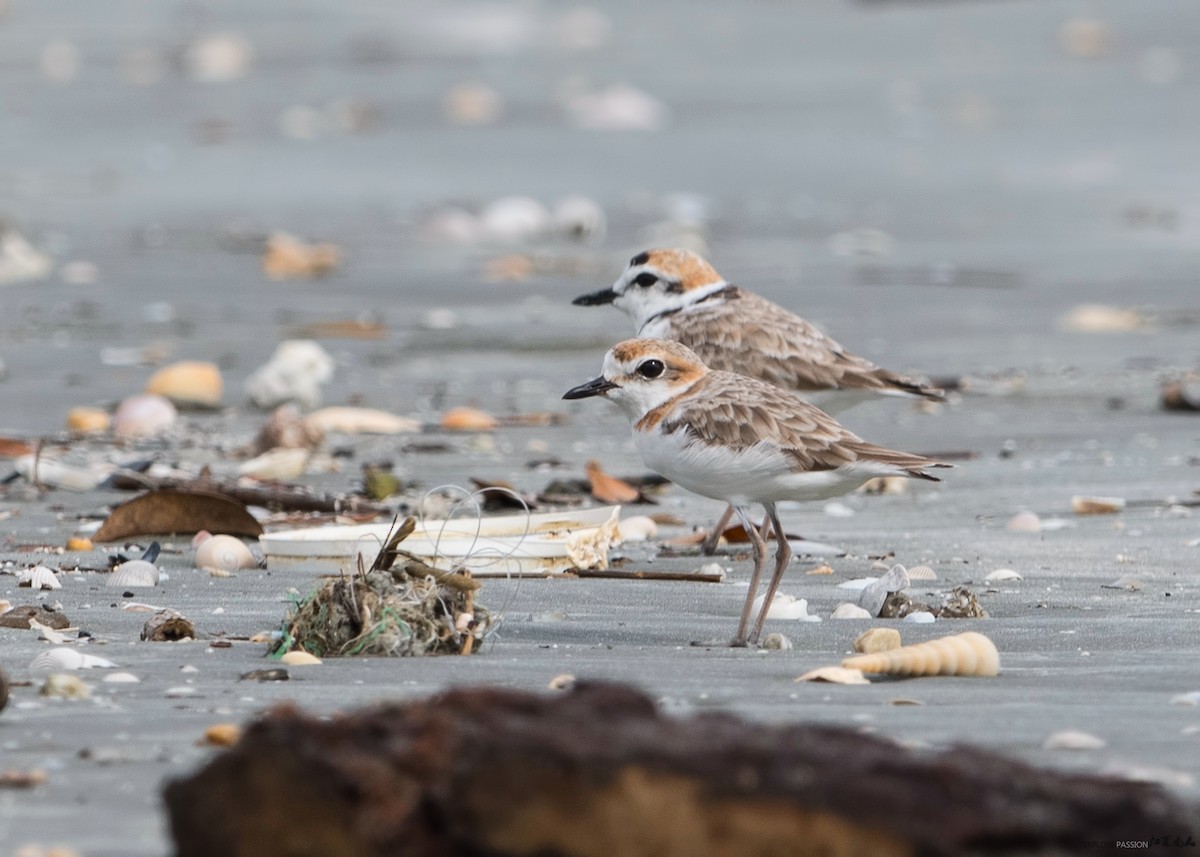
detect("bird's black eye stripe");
top-left (630, 251), bottom-right (650, 266)
top-left (633, 272), bottom-right (658, 287)
top-left (637, 359), bottom-right (665, 379)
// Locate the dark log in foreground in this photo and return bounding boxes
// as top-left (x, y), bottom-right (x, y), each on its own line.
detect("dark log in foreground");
top-left (164, 683), bottom-right (1196, 857)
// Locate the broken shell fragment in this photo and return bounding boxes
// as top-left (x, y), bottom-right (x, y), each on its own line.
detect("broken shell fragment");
top-left (66, 406), bottom-right (111, 435)
top-left (1043, 729), bottom-right (1107, 750)
top-left (145, 360), bottom-right (223, 408)
top-left (262, 232), bottom-right (340, 280)
top-left (113, 393), bottom-right (177, 438)
top-left (40, 673), bottom-right (91, 700)
top-left (194, 533), bottom-right (257, 571)
top-left (796, 666), bottom-right (869, 685)
top-left (547, 673), bottom-right (576, 691)
top-left (29, 647), bottom-right (117, 670)
top-left (1006, 511), bottom-right (1042, 533)
top-left (279, 650), bottom-right (322, 666)
top-left (107, 560), bottom-right (160, 588)
top-left (201, 723), bottom-right (242, 747)
top-left (1071, 495), bottom-right (1125, 515)
top-left (244, 340), bottom-right (334, 410)
top-left (853, 627), bottom-right (902, 654)
top-left (19, 566), bottom-right (62, 591)
top-left (439, 406), bottom-right (498, 431)
top-left (305, 406), bottom-right (419, 435)
top-left (984, 568), bottom-right (1023, 582)
top-left (842, 631), bottom-right (1000, 677)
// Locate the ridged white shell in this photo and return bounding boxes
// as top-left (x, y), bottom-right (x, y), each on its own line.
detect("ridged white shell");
top-left (194, 534), bottom-right (257, 571)
top-left (841, 631), bottom-right (1000, 677)
top-left (20, 565), bottom-right (62, 590)
top-left (107, 560), bottom-right (160, 588)
top-left (29, 647), bottom-right (117, 670)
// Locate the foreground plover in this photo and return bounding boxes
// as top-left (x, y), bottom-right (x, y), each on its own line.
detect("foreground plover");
top-left (573, 248), bottom-right (944, 553)
top-left (564, 338), bottom-right (949, 646)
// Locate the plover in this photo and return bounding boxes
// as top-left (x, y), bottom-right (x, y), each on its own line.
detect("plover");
top-left (563, 338), bottom-right (949, 646)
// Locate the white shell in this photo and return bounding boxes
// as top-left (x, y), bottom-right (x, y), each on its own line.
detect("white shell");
top-left (280, 650), bottom-right (321, 666)
top-left (761, 632), bottom-right (793, 651)
top-left (29, 647), bottom-right (117, 670)
top-left (13, 455), bottom-right (111, 491)
top-left (752, 593), bottom-right (819, 622)
top-left (244, 340), bottom-right (334, 409)
top-left (40, 673), bottom-right (91, 699)
top-left (305, 406), bottom-right (419, 435)
top-left (565, 83), bottom-right (667, 131)
top-left (830, 603), bottom-right (872, 620)
top-left (108, 560), bottom-right (160, 588)
top-left (552, 195), bottom-right (606, 243)
top-left (479, 196), bottom-right (549, 243)
top-left (796, 666), bottom-right (869, 685)
top-left (194, 534), bottom-right (257, 571)
top-left (238, 447), bottom-right (310, 480)
top-left (984, 568), bottom-right (1023, 582)
top-left (1043, 729), bottom-right (1107, 750)
top-left (616, 515), bottom-right (658, 542)
top-left (1006, 511), bottom-right (1042, 532)
top-left (20, 565), bottom-right (62, 590)
top-left (103, 672), bottom-right (141, 684)
top-left (903, 611), bottom-right (937, 624)
top-left (906, 565), bottom-right (938, 581)
top-left (113, 393), bottom-right (178, 438)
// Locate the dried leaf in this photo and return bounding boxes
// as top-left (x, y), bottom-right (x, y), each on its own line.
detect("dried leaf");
top-left (585, 459), bottom-right (641, 505)
top-left (0, 437), bottom-right (35, 458)
top-left (95, 489), bottom-right (263, 542)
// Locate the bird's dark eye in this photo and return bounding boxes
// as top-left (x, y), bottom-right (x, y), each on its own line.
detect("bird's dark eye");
top-left (633, 272), bottom-right (658, 288)
top-left (637, 359), bottom-right (665, 379)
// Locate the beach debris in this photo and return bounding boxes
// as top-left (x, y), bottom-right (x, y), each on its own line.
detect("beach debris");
top-left (1058, 303), bottom-right (1144, 332)
top-left (162, 683), bottom-right (1195, 857)
top-left (250, 404), bottom-right (325, 454)
top-left (1043, 730), bottom-right (1107, 751)
top-left (142, 609), bottom-right (196, 642)
top-left (564, 82), bottom-right (667, 131)
top-left (0, 605), bottom-right (71, 630)
top-left (761, 632), bottom-right (793, 650)
top-left (146, 361), bottom-right (223, 409)
top-left (40, 674), bottom-right (90, 700)
top-left (103, 672), bottom-right (141, 684)
top-left (0, 225), bottom-right (53, 285)
top-left (1006, 510), bottom-right (1041, 532)
top-left (842, 632), bottom-right (1000, 678)
top-left (906, 565), bottom-right (937, 581)
top-left (831, 603), bottom-right (872, 619)
top-left (1071, 495), bottom-right (1125, 515)
top-left (201, 724), bottom-right (242, 747)
top-left (479, 196), bottom-right (549, 243)
top-left (238, 447), bottom-right (311, 480)
top-left (108, 560), bottom-right (160, 588)
top-left (1102, 576), bottom-right (1143, 591)
top-left (753, 593), bottom-right (819, 621)
top-left (938, 587), bottom-right (987, 619)
top-left (553, 195), bottom-right (606, 243)
top-left (1059, 17), bottom-right (1114, 59)
top-left (262, 232), bottom-right (340, 280)
top-left (106, 473), bottom-right (385, 518)
top-left (183, 31), bottom-right (253, 82)
top-left (564, 507), bottom-right (621, 571)
top-left (239, 668), bottom-right (289, 682)
top-left (1161, 377), bottom-right (1200, 412)
top-left (547, 673), bottom-right (575, 691)
top-left (616, 515), bottom-right (658, 542)
top-left (857, 564), bottom-right (910, 616)
top-left (66, 406), bottom-right (111, 435)
top-left (287, 319), bottom-right (386, 340)
top-left (306, 406), bottom-right (419, 435)
top-left (361, 464), bottom-right (403, 501)
top-left (18, 566), bottom-right (61, 591)
top-left (0, 769), bottom-right (50, 790)
top-left (1170, 691), bottom-right (1200, 706)
top-left (245, 340), bottom-right (334, 409)
top-left (194, 532), bottom-right (257, 572)
top-left (95, 489), bottom-right (264, 542)
top-left (0, 436), bottom-right (35, 457)
top-left (29, 648), bottom-right (116, 671)
top-left (0, 667), bottom-right (8, 713)
top-left (443, 82), bottom-right (504, 126)
top-left (113, 393), bottom-right (177, 438)
top-left (279, 651), bottom-right (322, 666)
top-left (796, 666), bottom-right (870, 685)
top-left (275, 518), bottom-right (493, 657)
top-left (859, 475), bottom-right (909, 495)
top-left (854, 627), bottom-right (902, 654)
top-left (904, 612), bottom-right (937, 624)
top-left (13, 453), bottom-right (113, 491)
top-left (65, 537), bottom-right (93, 552)
top-left (439, 406), bottom-right (498, 431)
top-left (984, 568), bottom-right (1023, 583)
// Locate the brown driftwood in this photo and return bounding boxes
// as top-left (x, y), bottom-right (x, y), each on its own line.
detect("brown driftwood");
top-left (107, 471), bottom-right (389, 516)
top-left (164, 683), bottom-right (1196, 857)
top-left (569, 568), bottom-right (726, 583)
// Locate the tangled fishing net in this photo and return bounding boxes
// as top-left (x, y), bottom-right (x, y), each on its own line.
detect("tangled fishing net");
top-left (274, 517), bottom-right (493, 657)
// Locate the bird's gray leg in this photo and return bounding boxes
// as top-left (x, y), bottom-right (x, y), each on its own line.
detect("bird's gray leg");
top-left (732, 505), bottom-right (767, 647)
top-left (749, 503), bottom-right (792, 645)
top-left (699, 504), bottom-right (735, 555)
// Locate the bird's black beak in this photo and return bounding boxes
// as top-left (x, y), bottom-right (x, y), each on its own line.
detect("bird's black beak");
top-left (563, 376), bottom-right (618, 400)
top-left (572, 287), bottom-right (618, 306)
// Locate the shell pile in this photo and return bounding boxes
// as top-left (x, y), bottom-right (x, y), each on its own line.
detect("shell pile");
top-left (842, 631), bottom-right (1000, 678)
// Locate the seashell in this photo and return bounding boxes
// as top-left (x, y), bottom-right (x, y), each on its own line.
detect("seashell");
top-left (841, 631), bottom-right (1000, 677)
top-left (103, 672), bottom-right (141, 684)
top-left (66, 406), bottom-right (111, 435)
top-left (107, 560), bottom-right (160, 588)
top-left (419, 307), bottom-right (460, 330)
top-left (1170, 691), bottom-right (1200, 706)
top-left (547, 673), bottom-right (576, 691)
top-left (66, 536), bottom-right (93, 551)
top-left (238, 447), bottom-right (311, 481)
top-left (201, 723), bottom-right (242, 747)
top-left (31, 619), bottom-right (70, 644)
top-left (836, 577), bottom-right (876, 591)
top-left (617, 515), bottom-right (658, 542)
top-left (13, 454), bottom-right (112, 491)
top-left (479, 196), bottom-right (549, 243)
top-left (0, 599), bottom-right (11, 615)
top-left (141, 609), bottom-right (196, 642)
top-left (305, 406), bottom-right (419, 435)
top-left (194, 533), bottom-right (257, 571)
top-left (280, 650), bottom-right (321, 666)
top-left (443, 82), bottom-right (504, 126)
top-left (1006, 511), bottom-right (1042, 532)
top-left (853, 627), bottom-right (902, 654)
top-left (440, 406), bottom-right (498, 431)
top-left (858, 476), bottom-right (909, 495)
top-left (586, 459), bottom-right (640, 504)
top-left (761, 632), bottom-right (793, 651)
top-left (29, 647), bottom-right (117, 670)
top-left (251, 404), bottom-right (325, 453)
top-left (796, 666), bottom-right (869, 685)
top-left (984, 568), bottom-right (1023, 582)
top-left (831, 603), bottom-right (872, 620)
top-left (903, 611), bottom-right (937, 624)
top-left (806, 564), bottom-right (834, 576)
top-left (552, 195), bottom-right (606, 243)
top-left (113, 393), bottom-right (177, 438)
top-left (0, 225), bottom-right (53, 284)
top-left (40, 673), bottom-right (91, 699)
top-left (184, 32), bottom-right (253, 82)
top-left (1043, 729), bottom-right (1107, 750)
top-left (694, 562), bottom-right (727, 581)
top-left (857, 564), bottom-right (910, 616)
top-left (1058, 303), bottom-right (1141, 332)
top-left (145, 360), bottom-right (223, 408)
top-left (19, 565), bottom-right (62, 590)
top-left (753, 593), bottom-right (819, 622)
top-left (1101, 576), bottom-right (1143, 591)
top-left (565, 83), bottom-right (667, 131)
top-left (1059, 18), bottom-right (1113, 59)
top-left (906, 565), bottom-right (937, 581)
top-left (262, 232), bottom-right (340, 280)
top-left (244, 340), bottom-right (334, 409)
top-left (1071, 495), bottom-right (1125, 515)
